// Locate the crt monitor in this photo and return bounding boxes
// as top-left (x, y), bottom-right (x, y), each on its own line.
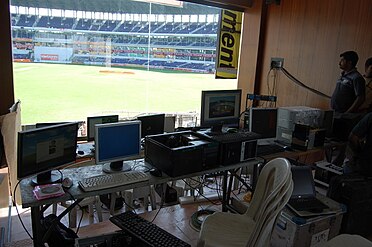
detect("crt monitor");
top-left (87, 115), bottom-right (119, 141)
top-left (200, 89), bottom-right (242, 131)
top-left (246, 108), bottom-right (278, 145)
top-left (137, 113), bottom-right (165, 138)
top-left (95, 121), bottom-right (141, 173)
top-left (17, 122), bottom-right (79, 185)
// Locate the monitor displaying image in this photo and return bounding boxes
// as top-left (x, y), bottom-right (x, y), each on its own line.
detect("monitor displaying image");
top-left (201, 89), bottom-right (242, 129)
top-left (17, 122), bottom-right (79, 184)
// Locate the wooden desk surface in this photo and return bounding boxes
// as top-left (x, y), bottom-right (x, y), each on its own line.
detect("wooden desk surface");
top-left (77, 204), bottom-right (211, 247)
top-left (262, 140), bottom-right (346, 165)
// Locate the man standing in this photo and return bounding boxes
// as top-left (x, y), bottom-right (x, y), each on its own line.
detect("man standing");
top-left (329, 51), bottom-right (365, 165)
top-left (331, 51), bottom-right (365, 113)
top-left (358, 57), bottom-right (372, 113)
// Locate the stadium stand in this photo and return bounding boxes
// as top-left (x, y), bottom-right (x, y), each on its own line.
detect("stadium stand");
top-left (10, 1), bottom-right (220, 73)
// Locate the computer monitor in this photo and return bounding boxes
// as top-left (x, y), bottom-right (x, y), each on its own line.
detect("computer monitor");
top-left (200, 89), bottom-right (242, 131)
top-left (36, 122), bottom-right (69, 128)
top-left (87, 115), bottom-right (119, 141)
top-left (95, 121), bottom-right (141, 173)
top-left (17, 122), bottom-right (79, 185)
top-left (137, 113), bottom-right (165, 138)
top-left (246, 107), bottom-right (278, 145)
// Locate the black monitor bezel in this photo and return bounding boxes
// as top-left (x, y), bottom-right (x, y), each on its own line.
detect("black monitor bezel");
top-left (17, 122), bottom-right (79, 181)
top-left (248, 107), bottom-right (278, 139)
top-left (35, 122), bottom-right (70, 128)
top-left (137, 113), bottom-right (165, 138)
top-left (86, 115), bottom-right (119, 141)
top-left (200, 89), bottom-right (242, 129)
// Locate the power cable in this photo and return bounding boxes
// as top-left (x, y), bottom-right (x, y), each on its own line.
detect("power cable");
top-left (279, 67), bottom-right (331, 99)
top-left (12, 180), bottom-right (34, 241)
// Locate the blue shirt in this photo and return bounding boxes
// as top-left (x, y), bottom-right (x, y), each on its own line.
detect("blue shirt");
top-left (331, 69), bottom-right (365, 113)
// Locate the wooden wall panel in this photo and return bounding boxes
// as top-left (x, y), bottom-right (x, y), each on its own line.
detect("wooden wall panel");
top-left (250, 0), bottom-right (372, 110)
top-left (0, 0), bottom-right (14, 114)
top-left (237, 0), bottom-right (264, 112)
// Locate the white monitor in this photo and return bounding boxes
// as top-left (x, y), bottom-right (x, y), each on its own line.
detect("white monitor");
top-left (95, 121), bottom-right (141, 173)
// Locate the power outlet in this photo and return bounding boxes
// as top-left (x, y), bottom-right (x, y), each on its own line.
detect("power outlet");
top-left (270, 57), bottom-right (284, 69)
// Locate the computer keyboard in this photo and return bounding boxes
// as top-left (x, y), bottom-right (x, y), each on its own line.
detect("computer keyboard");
top-left (110, 211), bottom-right (191, 247)
top-left (79, 171), bottom-right (149, 192)
top-left (256, 144), bottom-right (285, 156)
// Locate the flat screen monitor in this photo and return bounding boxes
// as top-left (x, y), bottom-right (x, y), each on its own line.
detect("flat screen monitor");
top-left (247, 107), bottom-right (278, 144)
top-left (95, 121), bottom-right (141, 173)
top-left (200, 89), bottom-right (242, 131)
top-left (17, 122), bottom-right (79, 185)
top-left (87, 115), bottom-right (119, 141)
top-left (36, 122), bottom-right (69, 128)
top-left (137, 113), bottom-right (165, 138)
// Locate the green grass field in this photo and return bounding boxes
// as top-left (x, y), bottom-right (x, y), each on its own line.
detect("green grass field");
top-left (13, 63), bottom-right (236, 124)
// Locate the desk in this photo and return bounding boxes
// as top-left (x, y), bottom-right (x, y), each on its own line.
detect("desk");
top-left (20, 158), bottom-right (263, 247)
top-left (261, 140), bottom-right (346, 165)
top-left (239, 141), bottom-right (346, 193)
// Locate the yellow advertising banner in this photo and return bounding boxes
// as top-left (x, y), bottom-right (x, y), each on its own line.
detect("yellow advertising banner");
top-left (216, 9), bottom-right (242, 79)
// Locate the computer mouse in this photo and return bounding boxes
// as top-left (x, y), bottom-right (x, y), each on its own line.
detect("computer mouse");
top-left (62, 177), bottom-right (73, 189)
top-left (227, 128), bottom-right (238, 133)
top-left (149, 168), bottom-right (162, 177)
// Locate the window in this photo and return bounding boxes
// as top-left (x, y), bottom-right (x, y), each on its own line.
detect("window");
top-left (11, 0), bottom-right (237, 129)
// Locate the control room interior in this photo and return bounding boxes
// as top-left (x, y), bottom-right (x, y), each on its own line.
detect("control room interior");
top-left (1, 0), bottom-right (372, 246)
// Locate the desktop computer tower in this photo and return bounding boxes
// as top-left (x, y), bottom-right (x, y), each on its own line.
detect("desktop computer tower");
top-left (291, 124), bottom-right (326, 150)
top-left (276, 106), bottom-right (323, 144)
top-left (144, 131), bottom-right (219, 177)
top-left (203, 131), bottom-right (260, 166)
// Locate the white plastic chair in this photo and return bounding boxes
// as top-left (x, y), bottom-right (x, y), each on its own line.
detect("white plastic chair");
top-left (197, 157), bottom-right (293, 247)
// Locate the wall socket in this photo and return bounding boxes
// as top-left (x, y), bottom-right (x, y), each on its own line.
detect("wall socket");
top-left (270, 57), bottom-right (284, 69)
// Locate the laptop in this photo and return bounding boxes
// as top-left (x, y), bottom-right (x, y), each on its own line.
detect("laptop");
top-left (287, 166), bottom-right (329, 216)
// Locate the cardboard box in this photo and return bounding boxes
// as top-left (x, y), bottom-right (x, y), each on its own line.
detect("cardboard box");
top-left (271, 195), bottom-right (345, 247)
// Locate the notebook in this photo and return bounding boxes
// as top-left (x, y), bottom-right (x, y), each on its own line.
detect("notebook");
top-left (287, 166), bottom-right (330, 217)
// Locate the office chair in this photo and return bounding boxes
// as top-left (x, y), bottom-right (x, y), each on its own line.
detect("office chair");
top-left (197, 157), bottom-right (293, 247)
top-left (324, 234), bottom-right (372, 247)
